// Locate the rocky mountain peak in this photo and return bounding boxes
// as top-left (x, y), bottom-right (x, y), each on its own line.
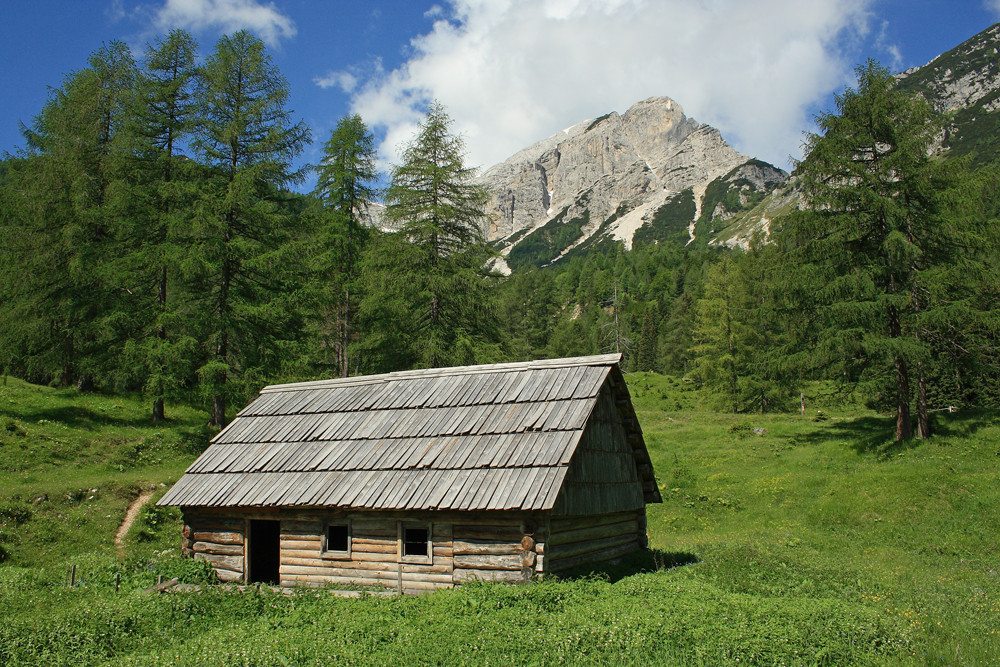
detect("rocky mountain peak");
top-left (476, 96), bottom-right (784, 271)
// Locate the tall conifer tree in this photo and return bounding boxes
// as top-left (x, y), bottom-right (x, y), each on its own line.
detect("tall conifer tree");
top-left (311, 114), bottom-right (378, 377)
top-left (793, 60), bottom-right (957, 439)
top-left (191, 30), bottom-right (310, 426)
top-left (123, 29), bottom-right (201, 421)
top-left (360, 102), bottom-right (502, 370)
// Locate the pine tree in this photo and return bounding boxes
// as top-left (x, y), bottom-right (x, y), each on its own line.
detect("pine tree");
top-left (691, 256), bottom-right (740, 412)
top-left (3, 42), bottom-right (137, 388)
top-left (637, 307), bottom-right (659, 372)
top-left (190, 30), bottom-right (310, 426)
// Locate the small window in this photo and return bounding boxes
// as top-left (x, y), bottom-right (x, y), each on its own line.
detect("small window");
top-left (399, 522), bottom-right (432, 562)
top-left (322, 520), bottom-right (351, 558)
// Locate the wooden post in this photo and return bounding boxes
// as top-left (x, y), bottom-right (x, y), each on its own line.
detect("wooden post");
top-left (157, 574), bottom-right (163, 586)
top-left (800, 393), bottom-right (805, 416)
top-left (71, 564), bottom-right (76, 587)
top-left (115, 572), bottom-right (121, 592)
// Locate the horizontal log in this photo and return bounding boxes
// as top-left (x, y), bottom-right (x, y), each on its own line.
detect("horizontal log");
top-left (353, 543), bottom-right (398, 555)
top-left (280, 574), bottom-right (395, 589)
top-left (402, 562), bottom-right (453, 575)
top-left (548, 519), bottom-right (638, 547)
top-left (351, 536), bottom-right (396, 547)
top-left (535, 542), bottom-right (546, 556)
top-left (279, 539), bottom-right (321, 551)
top-left (549, 511), bottom-right (638, 532)
top-left (452, 539), bottom-right (521, 557)
top-left (280, 520), bottom-right (322, 532)
top-left (548, 540), bottom-right (639, 574)
top-left (282, 564), bottom-right (397, 580)
top-left (521, 551), bottom-right (537, 568)
top-left (453, 568), bottom-right (526, 583)
top-left (453, 553), bottom-right (522, 571)
top-left (215, 569), bottom-right (243, 583)
top-left (281, 547), bottom-right (323, 559)
top-left (280, 557), bottom-right (452, 575)
top-left (549, 534), bottom-right (637, 562)
top-left (193, 541), bottom-right (243, 557)
top-left (192, 531), bottom-right (242, 545)
top-left (453, 524), bottom-right (522, 542)
top-left (195, 552), bottom-right (243, 572)
top-left (281, 564), bottom-right (454, 584)
top-left (520, 536), bottom-right (535, 551)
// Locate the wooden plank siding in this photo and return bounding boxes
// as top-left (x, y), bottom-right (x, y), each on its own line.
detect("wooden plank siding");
top-left (550, 386), bottom-right (645, 516)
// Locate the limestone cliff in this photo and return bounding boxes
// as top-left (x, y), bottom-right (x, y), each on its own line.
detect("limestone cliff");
top-left (477, 96), bottom-right (785, 270)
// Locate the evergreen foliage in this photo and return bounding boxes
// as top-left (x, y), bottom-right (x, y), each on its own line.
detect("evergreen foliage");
top-left (1, 40), bottom-right (999, 442)
top-left (359, 102), bottom-right (503, 371)
top-left (789, 60), bottom-right (996, 439)
top-left (188, 30), bottom-right (310, 426)
top-left (309, 114), bottom-right (378, 377)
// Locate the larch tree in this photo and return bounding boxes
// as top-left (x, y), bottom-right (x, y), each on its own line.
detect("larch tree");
top-left (124, 29), bottom-right (201, 421)
top-left (793, 60), bottom-right (958, 439)
top-left (310, 114), bottom-right (378, 377)
top-left (364, 101), bottom-right (503, 370)
top-left (191, 30), bottom-right (310, 426)
top-left (4, 41), bottom-right (137, 388)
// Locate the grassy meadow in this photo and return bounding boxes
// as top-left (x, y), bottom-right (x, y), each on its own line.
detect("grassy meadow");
top-left (0, 374), bottom-right (997, 665)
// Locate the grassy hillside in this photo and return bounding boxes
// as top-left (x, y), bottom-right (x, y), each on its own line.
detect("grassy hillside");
top-left (1, 375), bottom-right (998, 665)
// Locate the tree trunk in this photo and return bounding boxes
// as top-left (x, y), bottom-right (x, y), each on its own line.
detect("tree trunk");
top-left (895, 354), bottom-right (913, 440)
top-left (916, 362), bottom-right (930, 438)
top-left (211, 393), bottom-right (226, 429)
top-left (154, 265), bottom-right (167, 423)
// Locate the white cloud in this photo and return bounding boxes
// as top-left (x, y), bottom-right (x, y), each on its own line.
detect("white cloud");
top-left (987, 0), bottom-right (1000, 18)
top-left (874, 20), bottom-right (903, 71)
top-left (153, 0), bottom-right (296, 45)
top-left (344, 0), bottom-right (874, 171)
top-left (315, 71), bottom-right (359, 93)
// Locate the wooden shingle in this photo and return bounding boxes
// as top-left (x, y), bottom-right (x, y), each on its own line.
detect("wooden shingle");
top-left (159, 354), bottom-right (661, 511)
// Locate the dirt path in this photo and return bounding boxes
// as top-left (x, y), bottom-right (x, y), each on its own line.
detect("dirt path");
top-left (115, 490), bottom-right (155, 552)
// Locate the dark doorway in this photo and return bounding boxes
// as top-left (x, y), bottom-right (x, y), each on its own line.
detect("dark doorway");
top-left (248, 520), bottom-right (280, 584)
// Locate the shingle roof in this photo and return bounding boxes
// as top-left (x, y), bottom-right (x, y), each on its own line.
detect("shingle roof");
top-left (158, 354), bottom-right (655, 511)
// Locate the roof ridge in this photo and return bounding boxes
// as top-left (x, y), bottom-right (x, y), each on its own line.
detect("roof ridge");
top-left (259, 353), bottom-right (622, 394)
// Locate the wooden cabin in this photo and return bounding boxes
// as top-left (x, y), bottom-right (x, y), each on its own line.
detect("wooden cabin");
top-left (158, 354), bottom-right (661, 591)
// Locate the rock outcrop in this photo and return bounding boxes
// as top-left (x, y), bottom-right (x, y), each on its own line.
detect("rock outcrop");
top-left (476, 97), bottom-right (766, 266)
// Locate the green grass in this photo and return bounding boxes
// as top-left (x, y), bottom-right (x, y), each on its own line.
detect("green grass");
top-left (2, 373), bottom-right (1000, 664)
top-left (0, 377), bottom-right (211, 566)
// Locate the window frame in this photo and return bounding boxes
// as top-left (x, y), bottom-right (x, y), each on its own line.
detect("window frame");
top-left (398, 520), bottom-right (433, 564)
top-left (321, 518), bottom-right (352, 560)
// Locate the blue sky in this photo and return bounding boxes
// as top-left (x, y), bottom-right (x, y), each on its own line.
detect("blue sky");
top-left (2, 0), bottom-right (998, 182)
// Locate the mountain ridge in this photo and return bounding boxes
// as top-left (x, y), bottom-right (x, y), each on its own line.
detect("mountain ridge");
top-left (475, 96), bottom-right (787, 272)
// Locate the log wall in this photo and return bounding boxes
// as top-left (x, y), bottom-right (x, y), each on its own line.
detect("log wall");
top-left (181, 508), bottom-right (548, 591)
top-left (544, 508), bottom-right (645, 573)
top-left (181, 511), bottom-right (245, 582)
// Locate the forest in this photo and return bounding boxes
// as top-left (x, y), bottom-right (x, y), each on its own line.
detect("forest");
top-left (1, 29), bottom-right (999, 443)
